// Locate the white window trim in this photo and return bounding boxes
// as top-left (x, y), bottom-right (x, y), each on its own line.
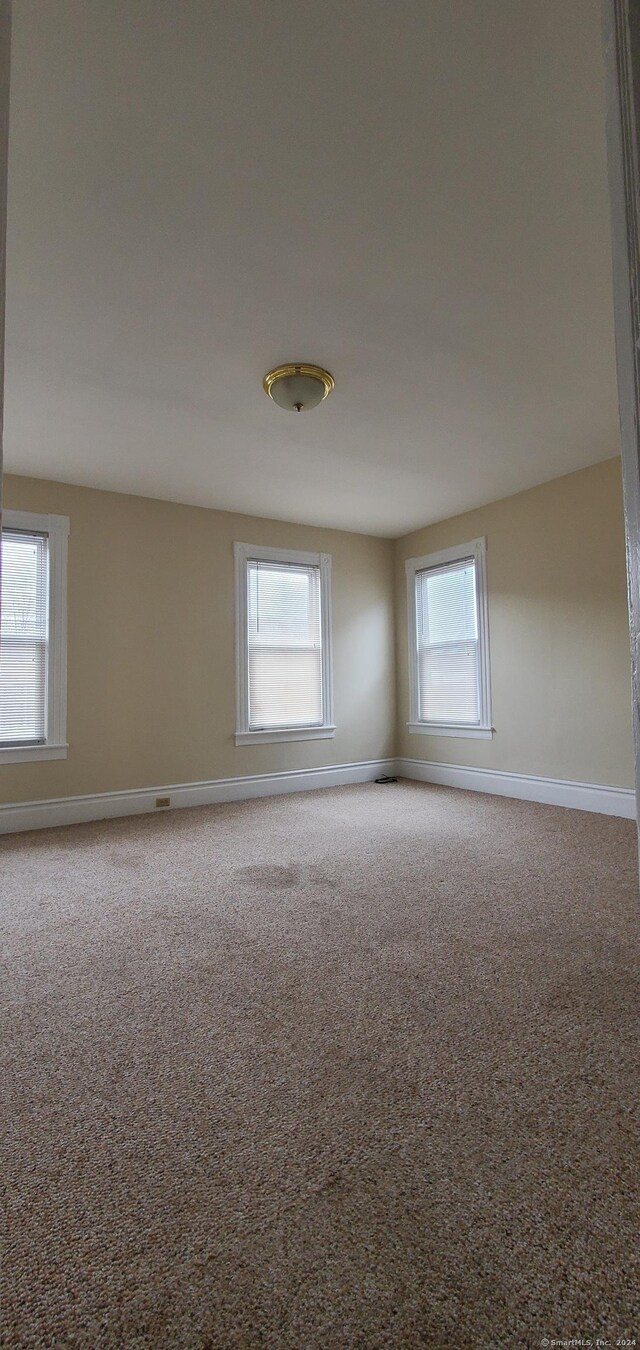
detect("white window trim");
top-left (0, 509), bottom-right (69, 764)
top-left (405, 536), bottom-right (493, 739)
top-left (234, 542), bottom-right (335, 745)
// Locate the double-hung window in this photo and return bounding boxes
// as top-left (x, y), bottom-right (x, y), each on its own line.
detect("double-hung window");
top-left (406, 537), bottom-right (493, 739)
top-left (234, 543), bottom-right (334, 744)
top-left (0, 510), bottom-right (69, 762)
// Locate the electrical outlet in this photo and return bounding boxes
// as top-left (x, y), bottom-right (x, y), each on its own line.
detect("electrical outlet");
top-left (155, 796), bottom-right (170, 808)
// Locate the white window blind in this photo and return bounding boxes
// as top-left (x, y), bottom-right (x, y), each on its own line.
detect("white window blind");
top-left (247, 560), bottom-right (323, 729)
top-left (415, 557), bottom-right (480, 725)
top-left (0, 530), bottom-right (49, 745)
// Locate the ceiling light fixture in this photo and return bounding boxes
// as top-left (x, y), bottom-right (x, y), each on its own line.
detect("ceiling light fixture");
top-left (263, 363), bottom-right (334, 413)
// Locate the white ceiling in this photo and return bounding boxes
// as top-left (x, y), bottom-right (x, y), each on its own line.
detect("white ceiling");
top-left (3, 0), bottom-right (620, 537)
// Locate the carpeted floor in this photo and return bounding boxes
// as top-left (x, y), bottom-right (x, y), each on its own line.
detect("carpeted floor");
top-left (2, 781), bottom-right (639, 1349)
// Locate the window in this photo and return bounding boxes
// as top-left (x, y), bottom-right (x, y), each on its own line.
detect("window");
top-left (234, 543), bottom-right (334, 744)
top-left (0, 510), bottom-right (69, 762)
top-left (406, 537), bottom-right (493, 739)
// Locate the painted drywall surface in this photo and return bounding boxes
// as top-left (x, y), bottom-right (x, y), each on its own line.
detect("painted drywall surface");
top-left (0, 477), bottom-right (396, 803)
top-left (395, 457), bottom-right (634, 789)
top-left (2, 457), bottom-right (633, 804)
top-left (6, 3), bottom-right (617, 536)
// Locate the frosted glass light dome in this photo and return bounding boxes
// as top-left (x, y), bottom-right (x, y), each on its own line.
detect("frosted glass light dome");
top-left (263, 364), bottom-right (334, 412)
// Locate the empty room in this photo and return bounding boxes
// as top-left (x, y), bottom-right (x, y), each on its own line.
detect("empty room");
top-left (2, 2), bottom-right (639, 1347)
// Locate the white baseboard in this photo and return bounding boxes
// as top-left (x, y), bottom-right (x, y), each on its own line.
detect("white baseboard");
top-left (2, 755), bottom-right (634, 835)
top-left (397, 757), bottom-right (636, 819)
top-left (0, 758), bottom-right (396, 836)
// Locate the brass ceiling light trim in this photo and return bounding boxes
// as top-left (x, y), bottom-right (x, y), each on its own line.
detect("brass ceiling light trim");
top-left (263, 363), bottom-right (335, 412)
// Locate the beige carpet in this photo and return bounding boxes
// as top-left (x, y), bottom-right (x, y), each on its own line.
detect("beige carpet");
top-left (2, 781), bottom-right (639, 1349)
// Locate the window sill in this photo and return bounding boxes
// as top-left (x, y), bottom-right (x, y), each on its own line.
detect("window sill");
top-left (0, 742), bottom-right (69, 764)
top-left (406, 723), bottom-right (494, 740)
top-left (235, 726), bottom-right (336, 746)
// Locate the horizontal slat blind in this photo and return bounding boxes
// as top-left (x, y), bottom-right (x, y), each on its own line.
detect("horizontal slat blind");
top-left (416, 558), bottom-right (479, 724)
top-left (247, 560), bottom-right (323, 729)
top-left (0, 530), bottom-right (48, 744)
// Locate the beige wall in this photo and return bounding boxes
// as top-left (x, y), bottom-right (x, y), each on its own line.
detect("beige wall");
top-left (0, 476), bottom-right (396, 804)
top-left (395, 457), bottom-right (634, 789)
top-left (1, 457), bottom-right (634, 806)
